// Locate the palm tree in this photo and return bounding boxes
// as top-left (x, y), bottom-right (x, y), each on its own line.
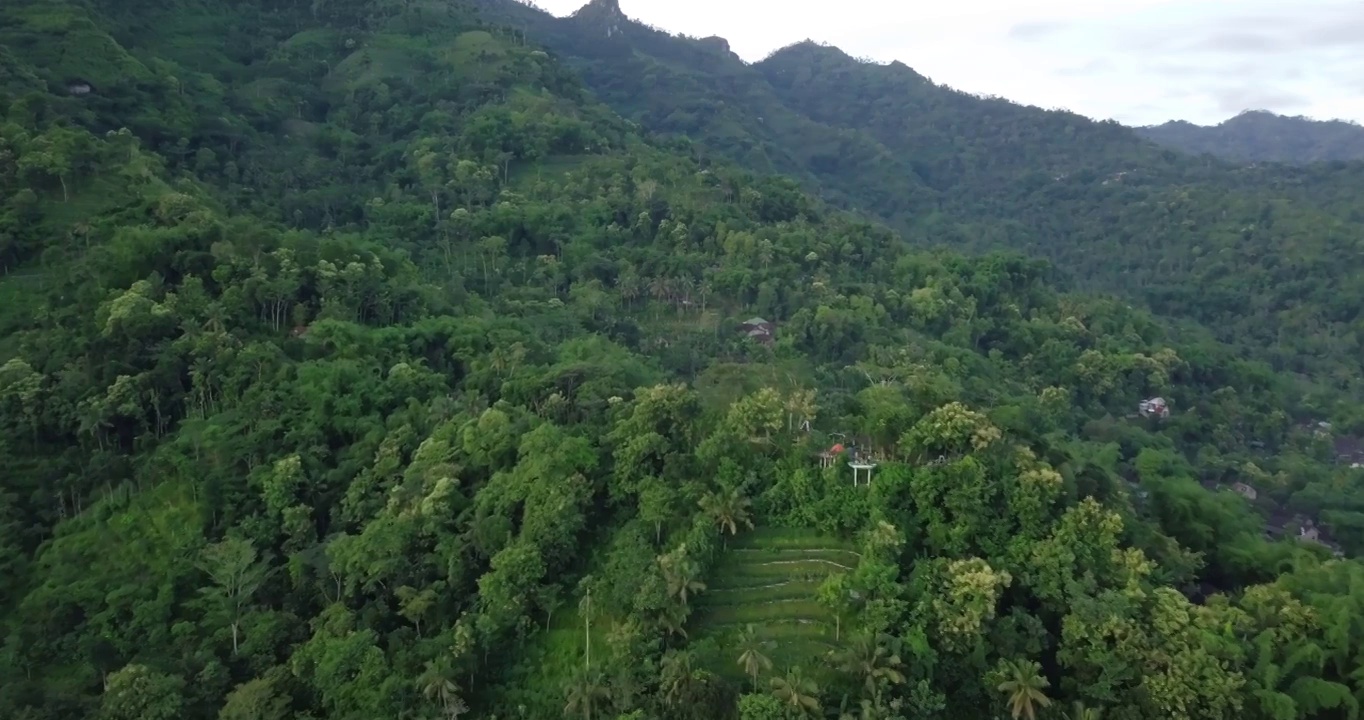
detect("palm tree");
top-left (698, 487), bottom-right (754, 541)
top-left (617, 273), bottom-right (640, 307)
top-left (675, 275), bottom-right (696, 313)
top-left (1063, 700), bottom-right (1103, 720)
top-left (648, 276), bottom-right (670, 316)
top-left (658, 603), bottom-right (689, 640)
top-left (996, 659), bottom-right (1052, 720)
top-left (836, 696), bottom-right (891, 720)
top-left (771, 667), bottom-right (821, 718)
top-left (660, 649), bottom-right (699, 708)
top-left (658, 545), bottom-right (706, 608)
top-left (784, 388), bottom-right (818, 432)
top-left (838, 633), bottom-right (906, 701)
top-left (418, 661), bottom-right (468, 720)
top-left (564, 666), bottom-right (610, 720)
top-left (736, 624), bottom-right (773, 691)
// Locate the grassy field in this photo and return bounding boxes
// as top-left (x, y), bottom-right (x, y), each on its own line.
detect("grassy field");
top-left (691, 527), bottom-right (859, 684)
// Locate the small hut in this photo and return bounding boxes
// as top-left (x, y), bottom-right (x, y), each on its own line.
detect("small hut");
top-left (1138, 397), bottom-right (1170, 419)
top-left (738, 317), bottom-right (775, 345)
top-left (849, 458), bottom-right (877, 487)
top-left (817, 443), bottom-right (845, 469)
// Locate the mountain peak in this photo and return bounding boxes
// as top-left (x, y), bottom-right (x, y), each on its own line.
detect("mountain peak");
top-left (574, 0), bottom-right (620, 10)
top-left (571, 0), bottom-right (629, 37)
top-left (698, 35), bottom-right (732, 55)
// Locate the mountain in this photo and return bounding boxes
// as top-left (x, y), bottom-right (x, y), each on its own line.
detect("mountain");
top-left (475, 0), bottom-right (943, 229)
top-left (483, 0), bottom-right (1364, 405)
top-left (7, 1), bottom-right (1364, 720)
top-left (1140, 110), bottom-right (1364, 164)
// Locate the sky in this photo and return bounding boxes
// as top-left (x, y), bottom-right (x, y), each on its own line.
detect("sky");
top-left (527, 0), bottom-right (1364, 127)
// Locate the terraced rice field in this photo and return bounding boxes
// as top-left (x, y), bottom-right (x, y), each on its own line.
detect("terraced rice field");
top-left (691, 528), bottom-right (860, 682)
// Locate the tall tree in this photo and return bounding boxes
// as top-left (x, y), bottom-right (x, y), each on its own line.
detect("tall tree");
top-left (197, 536), bottom-right (270, 655)
top-left (838, 633), bottom-right (906, 702)
top-left (736, 624), bottom-right (773, 691)
top-left (659, 544), bottom-right (707, 609)
top-left (564, 666), bottom-right (610, 720)
top-left (996, 659), bottom-right (1052, 720)
top-left (771, 667), bottom-right (821, 718)
top-left (699, 487), bottom-right (754, 541)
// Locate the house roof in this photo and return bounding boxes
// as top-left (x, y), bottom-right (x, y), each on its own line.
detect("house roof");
top-left (742, 317), bottom-right (771, 326)
top-left (1334, 436), bottom-right (1364, 459)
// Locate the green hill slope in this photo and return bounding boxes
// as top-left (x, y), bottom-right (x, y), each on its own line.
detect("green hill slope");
top-left (490, 0), bottom-right (1364, 404)
top-left (4, 2), bottom-right (1364, 720)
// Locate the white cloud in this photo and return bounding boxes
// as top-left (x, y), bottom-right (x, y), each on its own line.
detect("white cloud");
top-left (526, 0), bottom-right (1364, 126)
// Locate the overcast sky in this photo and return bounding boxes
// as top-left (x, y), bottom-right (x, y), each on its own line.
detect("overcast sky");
top-left (528, 0), bottom-right (1364, 127)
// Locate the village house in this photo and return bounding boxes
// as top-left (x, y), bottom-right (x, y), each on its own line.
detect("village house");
top-left (1334, 436), bottom-right (1364, 468)
top-left (815, 442), bottom-right (877, 486)
top-left (1263, 507), bottom-right (1296, 540)
top-left (1262, 511), bottom-right (1346, 557)
top-left (1296, 518), bottom-right (1346, 557)
top-left (1231, 482), bottom-right (1258, 501)
top-left (1138, 397), bottom-right (1170, 419)
top-left (816, 443), bottom-right (845, 469)
top-left (739, 316), bottom-right (775, 345)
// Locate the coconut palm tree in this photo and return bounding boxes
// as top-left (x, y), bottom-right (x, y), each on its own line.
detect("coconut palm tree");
top-left (736, 624), bottom-right (773, 691)
top-left (564, 666), bottom-right (610, 720)
top-left (699, 487), bottom-right (754, 541)
top-left (838, 633), bottom-right (906, 701)
top-left (996, 659), bottom-right (1052, 720)
top-left (658, 603), bottom-right (689, 639)
top-left (1063, 700), bottom-right (1103, 720)
top-left (658, 544), bottom-right (706, 608)
top-left (836, 695), bottom-right (892, 720)
top-left (418, 661), bottom-right (468, 720)
top-left (771, 667), bottom-right (821, 718)
top-left (660, 649), bottom-right (700, 709)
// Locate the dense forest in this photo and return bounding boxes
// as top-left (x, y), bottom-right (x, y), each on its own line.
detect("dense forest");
top-left (1139, 111), bottom-right (1364, 164)
top-left (486, 0), bottom-right (1364, 406)
top-left (4, 1), bottom-right (1364, 719)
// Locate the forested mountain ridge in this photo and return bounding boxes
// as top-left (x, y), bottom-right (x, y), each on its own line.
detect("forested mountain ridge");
top-left (1139, 110), bottom-right (1364, 164)
top-left (490, 0), bottom-right (1364, 406)
top-left (475, 0), bottom-right (944, 230)
top-left (5, 1), bottom-right (1364, 720)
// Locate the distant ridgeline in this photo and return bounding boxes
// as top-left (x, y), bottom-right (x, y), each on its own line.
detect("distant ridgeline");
top-left (1139, 110), bottom-right (1364, 164)
top-left (478, 0), bottom-right (1364, 410)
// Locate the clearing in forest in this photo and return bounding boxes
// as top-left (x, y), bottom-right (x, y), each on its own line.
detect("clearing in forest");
top-left (692, 527), bottom-right (860, 683)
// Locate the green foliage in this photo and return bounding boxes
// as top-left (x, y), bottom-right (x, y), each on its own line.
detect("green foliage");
top-left (511, 4), bottom-right (1364, 408)
top-left (3, 2), bottom-right (1364, 720)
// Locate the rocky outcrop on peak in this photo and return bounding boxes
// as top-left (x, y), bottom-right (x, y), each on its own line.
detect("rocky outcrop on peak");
top-left (698, 35), bottom-right (733, 55)
top-left (570, 0), bottom-right (630, 38)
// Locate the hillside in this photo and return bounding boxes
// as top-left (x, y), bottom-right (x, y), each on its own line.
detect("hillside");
top-left (1140, 110), bottom-right (1364, 164)
top-left (5, 1), bottom-right (1364, 720)
top-left (488, 0), bottom-right (1364, 407)
top-left (474, 0), bottom-right (942, 230)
